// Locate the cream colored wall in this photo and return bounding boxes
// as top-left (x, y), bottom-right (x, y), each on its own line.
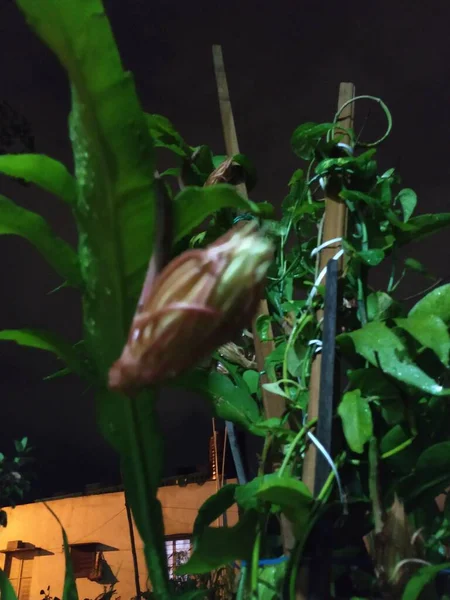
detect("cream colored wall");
top-left (0, 481), bottom-right (238, 600)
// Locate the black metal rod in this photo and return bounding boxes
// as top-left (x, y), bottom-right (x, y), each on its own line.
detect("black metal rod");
top-left (308, 258), bottom-right (339, 600)
top-left (226, 420), bottom-right (247, 485)
top-left (314, 258), bottom-right (339, 496)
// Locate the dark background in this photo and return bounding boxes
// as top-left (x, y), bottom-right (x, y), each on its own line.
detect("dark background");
top-left (1, 0), bottom-right (449, 500)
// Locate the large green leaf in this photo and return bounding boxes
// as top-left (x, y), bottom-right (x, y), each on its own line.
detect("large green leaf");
top-left (389, 212), bottom-right (450, 244)
top-left (290, 122), bottom-right (336, 160)
top-left (173, 184), bottom-right (273, 242)
top-left (192, 484), bottom-right (238, 541)
top-left (0, 329), bottom-right (86, 378)
top-left (348, 368), bottom-right (399, 400)
top-left (16, 2), bottom-right (169, 597)
top-left (0, 154), bottom-right (76, 205)
top-left (366, 291), bottom-right (401, 321)
top-left (145, 113), bottom-right (191, 157)
top-left (206, 372), bottom-right (261, 427)
top-left (395, 315), bottom-right (450, 367)
top-left (254, 474), bottom-right (313, 533)
top-left (16, 0), bottom-right (158, 373)
top-left (338, 389), bottom-right (373, 454)
top-left (348, 369), bottom-right (405, 424)
top-left (0, 195), bottom-right (81, 287)
top-left (337, 322), bottom-right (450, 396)
top-left (258, 562), bottom-right (287, 600)
top-left (0, 569), bottom-right (18, 600)
top-left (234, 473), bottom-right (313, 535)
top-left (171, 370), bottom-right (261, 431)
top-left (177, 511), bottom-right (258, 575)
top-left (44, 503), bottom-right (79, 600)
top-left (396, 188), bottom-right (417, 222)
top-left (409, 284), bottom-right (450, 325)
top-left (401, 562), bottom-right (450, 600)
top-left (96, 388), bottom-right (169, 595)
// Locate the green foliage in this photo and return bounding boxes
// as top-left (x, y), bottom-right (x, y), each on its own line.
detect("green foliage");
top-left (173, 184), bottom-right (272, 243)
top-left (178, 512), bottom-right (258, 574)
top-left (145, 113), bottom-right (191, 157)
top-left (4, 1), bottom-right (450, 597)
top-left (192, 484), bottom-right (238, 541)
top-left (44, 504), bottom-right (79, 600)
top-left (410, 283), bottom-right (450, 323)
top-left (402, 563), bottom-right (450, 600)
top-left (0, 437), bottom-right (33, 527)
top-left (0, 195), bottom-right (81, 287)
top-left (338, 389), bottom-right (373, 454)
top-left (0, 329), bottom-right (87, 378)
top-left (337, 318), bottom-right (450, 396)
top-left (0, 154), bottom-right (76, 204)
top-left (0, 569), bottom-right (18, 600)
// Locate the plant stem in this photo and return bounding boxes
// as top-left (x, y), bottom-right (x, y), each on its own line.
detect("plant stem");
top-left (380, 437), bottom-right (414, 459)
top-left (236, 566), bottom-right (247, 600)
top-left (258, 434), bottom-right (273, 476)
top-left (356, 207), bottom-right (369, 325)
top-left (123, 398), bottom-right (170, 600)
top-left (278, 419), bottom-right (317, 477)
top-left (250, 525), bottom-right (262, 598)
top-left (368, 437), bottom-right (383, 534)
top-left (387, 250), bottom-right (397, 293)
top-left (316, 452), bottom-right (346, 503)
top-left (282, 312), bottom-right (313, 388)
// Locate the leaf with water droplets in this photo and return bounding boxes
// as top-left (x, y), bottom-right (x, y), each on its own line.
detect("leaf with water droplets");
top-left (395, 314), bottom-right (450, 367)
top-left (409, 284), bottom-right (450, 324)
top-left (338, 389), bottom-right (373, 453)
top-left (337, 321), bottom-right (450, 396)
top-left (14, 3), bottom-right (169, 594)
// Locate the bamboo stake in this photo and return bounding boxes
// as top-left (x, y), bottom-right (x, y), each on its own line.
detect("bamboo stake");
top-left (212, 45), bottom-right (295, 555)
top-left (212, 45), bottom-right (286, 422)
top-left (301, 82), bottom-right (355, 494)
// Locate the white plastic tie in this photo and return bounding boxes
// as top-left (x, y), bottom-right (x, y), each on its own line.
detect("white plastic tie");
top-left (307, 249), bottom-right (344, 305)
top-left (307, 339), bottom-right (323, 355)
top-left (310, 237), bottom-right (343, 258)
top-left (307, 430), bottom-right (346, 509)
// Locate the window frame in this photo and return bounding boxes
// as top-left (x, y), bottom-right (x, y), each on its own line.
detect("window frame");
top-left (69, 542), bottom-right (102, 580)
top-left (164, 534), bottom-right (192, 579)
top-left (4, 552), bottom-right (34, 600)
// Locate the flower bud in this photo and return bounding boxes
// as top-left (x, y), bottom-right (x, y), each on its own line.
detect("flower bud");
top-left (109, 221), bottom-right (273, 395)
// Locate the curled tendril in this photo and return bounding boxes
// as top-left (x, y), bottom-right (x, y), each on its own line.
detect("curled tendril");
top-left (328, 95), bottom-right (393, 148)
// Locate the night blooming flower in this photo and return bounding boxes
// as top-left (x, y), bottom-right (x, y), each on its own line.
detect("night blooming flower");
top-left (109, 220), bottom-right (274, 395)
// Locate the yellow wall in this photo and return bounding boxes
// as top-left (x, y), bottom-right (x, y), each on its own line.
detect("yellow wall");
top-left (0, 481), bottom-right (238, 600)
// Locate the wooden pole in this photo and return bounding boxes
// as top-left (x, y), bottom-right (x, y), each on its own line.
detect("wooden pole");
top-left (212, 45), bottom-right (286, 423)
top-left (212, 45), bottom-right (295, 554)
top-left (301, 82), bottom-right (355, 494)
top-left (293, 83), bottom-right (354, 600)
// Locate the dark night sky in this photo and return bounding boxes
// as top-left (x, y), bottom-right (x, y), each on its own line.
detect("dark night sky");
top-left (1, 0), bottom-right (450, 499)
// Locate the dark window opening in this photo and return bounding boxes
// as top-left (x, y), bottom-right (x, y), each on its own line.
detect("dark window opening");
top-left (70, 544), bottom-right (103, 581)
